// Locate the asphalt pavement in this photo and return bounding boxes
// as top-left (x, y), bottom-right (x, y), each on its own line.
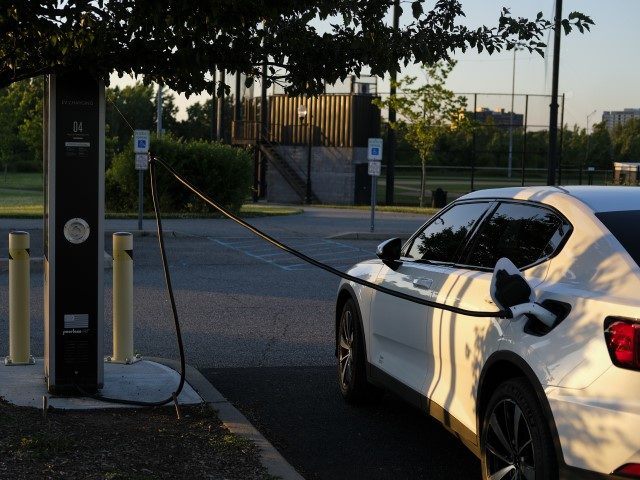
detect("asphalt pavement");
top-left (203, 366), bottom-right (481, 480)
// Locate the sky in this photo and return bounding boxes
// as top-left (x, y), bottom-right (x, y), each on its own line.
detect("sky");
top-left (442, 0), bottom-right (640, 130)
top-left (112, 1), bottom-right (639, 130)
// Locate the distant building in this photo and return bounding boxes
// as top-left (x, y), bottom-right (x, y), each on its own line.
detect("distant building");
top-left (468, 107), bottom-right (524, 127)
top-left (603, 108), bottom-right (640, 131)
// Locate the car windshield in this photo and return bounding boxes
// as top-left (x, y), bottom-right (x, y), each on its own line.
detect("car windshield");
top-left (595, 210), bottom-right (640, 267)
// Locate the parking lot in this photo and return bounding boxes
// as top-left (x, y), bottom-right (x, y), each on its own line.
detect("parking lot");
top-left (0, 207), bottom-right (481, 478)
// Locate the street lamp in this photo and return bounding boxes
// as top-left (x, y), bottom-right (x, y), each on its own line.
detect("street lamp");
top-left (297, 104), bottom-right (312, 204)
top-left (508, 46), bottom-right (521, 179)
top-left (581, 109), bottom-right (597, 185)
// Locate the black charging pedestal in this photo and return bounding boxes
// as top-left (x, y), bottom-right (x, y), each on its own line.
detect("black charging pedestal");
top-left (43, 73), bottom-right (105, 394)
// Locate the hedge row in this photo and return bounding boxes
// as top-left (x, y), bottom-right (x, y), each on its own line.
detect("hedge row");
top-left (106, 135), bottom-right (253, 214)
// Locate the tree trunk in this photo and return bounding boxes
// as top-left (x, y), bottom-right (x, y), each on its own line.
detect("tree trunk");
top-left (419, 156), bottom-right (427, 208)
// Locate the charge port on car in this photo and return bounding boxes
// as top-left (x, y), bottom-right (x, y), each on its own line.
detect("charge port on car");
top-left (524, 299), bottom-right (571, 336)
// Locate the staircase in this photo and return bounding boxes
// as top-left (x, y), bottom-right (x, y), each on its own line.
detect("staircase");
top-left (259, 142), bottom-right (320, 203)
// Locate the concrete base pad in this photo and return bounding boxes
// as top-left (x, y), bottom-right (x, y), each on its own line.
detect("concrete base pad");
top-left (0, 358), bottom-right (202, 409)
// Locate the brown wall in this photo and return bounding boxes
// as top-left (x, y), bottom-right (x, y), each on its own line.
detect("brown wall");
top-left (235, 94), bottom-right (380, 148)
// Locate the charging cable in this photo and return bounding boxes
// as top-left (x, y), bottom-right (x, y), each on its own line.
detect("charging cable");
top-left (149, 155), bottom-right (510, 319)
top-left (76, 156), bottom-right (186, 407)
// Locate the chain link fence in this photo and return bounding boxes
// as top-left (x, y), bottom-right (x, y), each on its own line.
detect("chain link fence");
top-left (374, 92), bottom-right (615, 205)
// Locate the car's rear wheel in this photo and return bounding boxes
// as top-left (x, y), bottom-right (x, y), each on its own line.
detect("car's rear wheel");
top-left (338, 298), bottom-right (373, 403)
top-left (481, 378), bottom-right (557, 480)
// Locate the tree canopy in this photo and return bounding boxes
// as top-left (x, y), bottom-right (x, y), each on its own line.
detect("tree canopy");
top-left (2, 1), bottom-right (593, 94)
top-left (374, 61), bottom-right (468, 206)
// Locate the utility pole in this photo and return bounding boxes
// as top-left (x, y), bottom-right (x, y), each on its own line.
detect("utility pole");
top-left (234, 71), bottom-right (242, 141)
top-left (211, 68), bottom-right (217, 140)
top-left (581, 109), bottom-right (597, 185)
top-left (217, 68), bottom-right (225, 142)
top-left (385, 0), bottom-right (400, 205)
top-left (156, 84), bottom-right (163, 136)
top-left (547, 0), bottom-right (563, 186)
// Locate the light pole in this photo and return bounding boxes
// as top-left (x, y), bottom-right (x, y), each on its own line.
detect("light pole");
top-left (507, 47), bottom-right (520, 179)
top-left (581, 109), bottom-right (597, 185)
top-left (297, 104), bottom-right (312, 204)
top-left (547, 0), bottom-right (563, 186)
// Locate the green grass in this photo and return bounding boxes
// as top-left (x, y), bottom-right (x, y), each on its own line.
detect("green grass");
top-left (0, 188), bottom-right (302, 219)
top-left (0, 172), bottom-right (303, 218)
top-left (0, 172), bottom-right (43, 191)
top-left (0, 189), bottom-right (43, 217)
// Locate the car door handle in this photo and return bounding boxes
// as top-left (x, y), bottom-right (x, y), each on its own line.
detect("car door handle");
top-left (413, 278), bottom-right (434, 290)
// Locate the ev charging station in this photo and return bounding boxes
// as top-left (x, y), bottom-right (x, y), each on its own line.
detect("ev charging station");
top-left (43, 73), bottom-right (105, 394)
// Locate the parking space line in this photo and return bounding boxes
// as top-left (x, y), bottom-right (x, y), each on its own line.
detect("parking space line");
top-left (210, 237), bottom-right (370, 271)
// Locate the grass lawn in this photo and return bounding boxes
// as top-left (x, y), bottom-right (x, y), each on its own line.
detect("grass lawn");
top-left (0, 189), bottom-right (43, 217)
top-left (0, 172), bottom-right (43, 191)
top-left (0, 187), bottom-right (302, 219)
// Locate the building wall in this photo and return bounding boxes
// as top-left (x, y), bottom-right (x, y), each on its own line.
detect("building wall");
top-left (603, 108), bottom-right (640, 131)
top-left (266, 146), bottom-right (369, 204)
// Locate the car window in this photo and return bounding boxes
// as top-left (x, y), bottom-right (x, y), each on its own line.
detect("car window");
top-left (465, 202), bottom-right (568, 269)
top-left (595, 210), bottom-right (640, 268)
top-left (405, 202), bottom-right (489, 263)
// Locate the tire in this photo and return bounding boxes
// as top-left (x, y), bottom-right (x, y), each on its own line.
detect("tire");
top-left (337, 298), bottom-right (376, 404)
top-left (480, 378), bottom-right (557, 480)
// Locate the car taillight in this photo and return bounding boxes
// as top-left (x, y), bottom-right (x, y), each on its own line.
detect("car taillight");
top-left (605, 319), bottom-right (640, 370)
top-left (614, 463), bottom-right (640, 478)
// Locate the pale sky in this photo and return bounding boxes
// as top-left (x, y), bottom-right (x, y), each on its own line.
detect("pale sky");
top-left (112, 1), bottom-right (638, 130)
top-left (443, 0), bottom-right (639, 130)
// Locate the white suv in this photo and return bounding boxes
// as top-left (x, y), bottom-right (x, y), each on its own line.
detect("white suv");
top-left (336, 186), bottom-right (640, 480)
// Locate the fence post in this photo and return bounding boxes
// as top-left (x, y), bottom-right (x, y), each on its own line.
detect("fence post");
top-left (6, 231), bottom-right (34, 366)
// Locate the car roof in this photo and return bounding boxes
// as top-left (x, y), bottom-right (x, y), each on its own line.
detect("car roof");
top-left (459, 186), bottom-right (640, 213)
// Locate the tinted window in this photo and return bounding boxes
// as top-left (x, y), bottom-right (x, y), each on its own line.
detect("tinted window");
top-left (405, 202), bottom-right (489, 263)
top-left (596, 210), bottom-right (640, 267)
top-left (466, 202), bottom-right (567, 269)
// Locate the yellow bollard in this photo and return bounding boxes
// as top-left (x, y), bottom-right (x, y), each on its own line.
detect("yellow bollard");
top-left (109, 232), bottom-right (139, 364)
top-left (6, 231), bottom-right (34, 365)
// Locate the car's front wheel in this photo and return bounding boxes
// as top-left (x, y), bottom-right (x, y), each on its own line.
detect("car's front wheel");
top-left (337, 298), bottom-right (373, 403)
top-left (480, 378), bottom-right (557, 480)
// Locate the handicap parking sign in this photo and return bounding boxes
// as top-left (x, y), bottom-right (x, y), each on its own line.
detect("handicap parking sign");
top-left (133, 130), bottom-right (150, 153)
top-left (367, 138), bottom-right (383, 161)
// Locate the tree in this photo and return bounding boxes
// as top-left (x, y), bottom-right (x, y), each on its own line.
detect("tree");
top-left (106, 82), bottom-right (178, 156)
top-left (612, 119), bottom-right (640, 163)
top-left (1, 2), bottom-right (593, 95)
top-left (173, 97), bottom-right (234, 141)
top-left (0, 77), bottom-right (42, 171)
top-left (588, 122), bottom-right (613, 169)
top-left (374, 61), bottom-right (469, 207)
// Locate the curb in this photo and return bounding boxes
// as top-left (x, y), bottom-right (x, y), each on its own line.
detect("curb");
top-left (150, 357), bottom-right (304, 480)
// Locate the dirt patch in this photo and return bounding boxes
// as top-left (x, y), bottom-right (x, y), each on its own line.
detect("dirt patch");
top-left (0, 400), bottom-right (273, 479)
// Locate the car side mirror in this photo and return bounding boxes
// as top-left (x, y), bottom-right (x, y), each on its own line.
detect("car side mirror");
top-left (376, 238), bottom-right (402, 269)
top-left (490, 258), bottom-right (557, 327)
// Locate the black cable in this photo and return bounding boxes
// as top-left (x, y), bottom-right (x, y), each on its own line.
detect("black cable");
top-left (77, 156), bottom-right (186, 407)
top-left (150, 155), bottom-right (510, 319)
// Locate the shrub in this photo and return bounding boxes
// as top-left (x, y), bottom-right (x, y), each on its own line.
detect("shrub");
top-left (106, 135), bottom-right (252, 214)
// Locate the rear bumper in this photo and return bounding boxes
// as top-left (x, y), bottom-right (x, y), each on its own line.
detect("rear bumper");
top-left (547, 367), bottom-right (640, 476)
top-left (561, 465), bottom-right (630, 480)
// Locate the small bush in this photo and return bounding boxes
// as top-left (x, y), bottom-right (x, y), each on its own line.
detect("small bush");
top-left (106, 135), bottom-right (252, 214)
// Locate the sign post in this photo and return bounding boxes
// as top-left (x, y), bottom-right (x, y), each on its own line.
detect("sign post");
top-left (133, 130), bottom-right (150, 231)
top-left (367, 138), bottom-right (383, 232)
